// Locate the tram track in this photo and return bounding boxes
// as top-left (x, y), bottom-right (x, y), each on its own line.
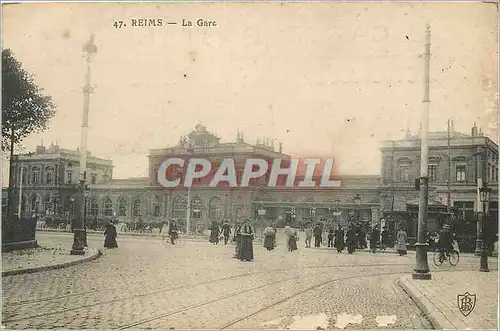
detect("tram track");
top-left (5, 262), bottom-right (411, 307)
top-left (4, 262), bottom-right (489, 327)
top-left (3, 262), bottom-right (409, 324)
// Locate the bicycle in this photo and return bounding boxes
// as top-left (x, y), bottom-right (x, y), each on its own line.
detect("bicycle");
top-left (433, 249), bottom-right (459, 266)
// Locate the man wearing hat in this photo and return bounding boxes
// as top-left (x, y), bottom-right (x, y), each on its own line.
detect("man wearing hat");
top-left (437, 224), bottom-right (453, 262)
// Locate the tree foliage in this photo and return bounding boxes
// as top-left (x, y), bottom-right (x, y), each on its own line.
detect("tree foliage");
top-left (2, 49), bottom-right (56, 152)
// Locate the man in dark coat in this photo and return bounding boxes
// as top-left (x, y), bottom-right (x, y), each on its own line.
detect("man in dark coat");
top-left (313, 223), bottom-right (322, 248)
top-left (222, 221), bottom-right (232, 245)
top-left (346, 225), bottom-right (357, 254)
top-left (327, 227), bottom-right (335, 248)
top-left (370, 225), bottom-right (380, 253)
top-left (380, 226), bottom-right (390, 250)
top-left (334, 225), bottom-right (345, 253)
top-left (239, 219), bottom-right (254, 261)
top-left (168, 220), bottom-right (179, 245)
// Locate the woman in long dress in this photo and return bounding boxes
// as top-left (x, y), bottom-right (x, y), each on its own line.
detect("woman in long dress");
top-left (334, 225), bottom-right (345, 253)
top-left (104, 222), bottom-right (118, 248)
top-left (263, 225), bottom-right (276, 251)
top-left (396, 227), bottom-right (408, 256)
top-left (239, 219), bottom-right (254, 261)
top-left (209, 221), bottom-right (220, 244)
top-left (288, 227), bottom-right (298, 252)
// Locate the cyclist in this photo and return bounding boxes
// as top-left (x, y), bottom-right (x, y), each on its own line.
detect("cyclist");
top-left (437, 224), bottom-right (454, 262)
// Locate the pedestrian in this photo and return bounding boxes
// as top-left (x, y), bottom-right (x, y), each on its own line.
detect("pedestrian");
top-left (357, 226), bottom-right (367, 249)
top-left (104, 221), bottom-right (118, 248)
top-left (288, 226), bottom-right (298, 252)
top-left (396, 227), bottom-right (408, 256)
top-left (272, 223), bottom-right (277, 248)
top-left (313, 223), bottom-right (322, 248)
top-left (346, 225), bottom-right (357, 254)
top-left (305, 224), bottom-right (313, 248)
top-left (238, 219), bottom-right (254, 261)
top-left (209, 221), bottom-right (220, 245)
top-left (168, 220), bottom-right (179, 245)
top-left (233, 221), bottom-right (243, 258)
top-left (327, 227), bottom-right (334, 248)
top-left (263, 224), bottom-right (276, 251)
top-left (370, 225), bottom-right (380, 253)
top-left (334, 225), bottom-right (345, 253)
top-left (222, 220), bottom-right (232, 245)
top-left (380, 226), bottom-right (390, 250)
top-left (284, 223), bottom-right (294, 251)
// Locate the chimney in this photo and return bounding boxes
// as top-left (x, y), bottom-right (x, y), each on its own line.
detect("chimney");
top-left (279, 142), bottom-right (283, 154)
top-left (471, 122), bottom-right (478, 137)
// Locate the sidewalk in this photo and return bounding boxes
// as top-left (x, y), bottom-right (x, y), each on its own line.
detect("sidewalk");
top-left (36, 228), bottom-right (208, 240)
top-left (2, 243), bottom-right (100, 277)
top-left (398, 270), bottom-right (498, 330)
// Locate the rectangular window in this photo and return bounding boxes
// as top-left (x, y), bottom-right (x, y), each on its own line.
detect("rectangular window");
top-left (428, 165), bottom-right (437, 182)
top-left (454, 201), bottom-right (474, 222)
top-left (154, 205), bottom-right (160, 217)
top-left (32, 171), bottom-right (39, 184)
top-left (91, 175), bottom-right (97, 184)
top-left (67, 171), bottom-right (72, 184)
top-left (399, 167), bottom-right (409, 182)
top-left (495, 167), bottom-right (498, 182)
top-left (46, 172), bottom-right (53, 184)
top-left (455, 165), bottom-right (466, 182)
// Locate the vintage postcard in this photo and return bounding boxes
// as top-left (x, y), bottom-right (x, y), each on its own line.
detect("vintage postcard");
top-left (1, 2), bottom-right (498, 330)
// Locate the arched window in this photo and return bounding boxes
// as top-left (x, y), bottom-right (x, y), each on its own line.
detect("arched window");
top-left (132, 198), bottom-right (141, 217)
top-left (104, 198), bottom-right (113, 216)
top-left (192, 197), bottom-right (203, 219)
top-left (90, 199), bottom-right (98, 216)
top-left (45, 167), bottom-right (54, 184)
top-left (208, 197), bottom-right (221, 220)
top-left (173, 196), bottom-right (187, 219)
top-left (118, 198), bottom-right (128, 217)
top-left (32, 167), bottom-right (40, 184)
top-left (31, 195), bottom-right (39, 214)
top-left (44, 196), bottom-right (52, 214)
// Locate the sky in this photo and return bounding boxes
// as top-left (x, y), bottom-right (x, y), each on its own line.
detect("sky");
top-left (2, 2), bottom-right (498, 182)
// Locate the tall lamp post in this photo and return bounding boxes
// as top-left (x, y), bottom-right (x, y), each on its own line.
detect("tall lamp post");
top-left (71, 34), bottom-right (97, 255)
top-left (479, 183), bottom-right (491, 272)
top-left (186, 145), bottom-right (194, 236)
top-left (413, 24), bottom-right (432, 280)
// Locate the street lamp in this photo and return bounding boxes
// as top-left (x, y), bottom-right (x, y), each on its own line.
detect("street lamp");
top-left (479, 183), bottom-right (492, 272)
top-left (186, 145), bottom-right (194, 236)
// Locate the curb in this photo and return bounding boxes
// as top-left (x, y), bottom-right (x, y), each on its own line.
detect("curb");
top-left (396, 275), bottom-right (444, 329)
top-left (2, 247), bottom-right (102, 277)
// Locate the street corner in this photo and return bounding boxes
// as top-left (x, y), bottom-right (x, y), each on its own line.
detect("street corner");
top-left (2, 246), bottom-right (101, 277)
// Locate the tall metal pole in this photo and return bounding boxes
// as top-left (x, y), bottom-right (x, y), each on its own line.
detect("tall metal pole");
top-left (18, 163), bottom-right (23, 218)
top-left (413, 24), bottom-right (432, 280)
top-left (447, 120), bottom-right (452, 214)
top-left (186, 146), bottom-right (193, 236)
top-left (71, 35), bottom-right (97, 255)
top-left (474, 127), bottom-right (483, 255)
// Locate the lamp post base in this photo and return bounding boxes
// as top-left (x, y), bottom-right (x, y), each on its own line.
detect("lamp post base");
top-left (71, 228), bottom-right (86, 255)
top-left (480, 247), bottom-right (489, 272)
top-left (413, 242), bottom-right (432, 280)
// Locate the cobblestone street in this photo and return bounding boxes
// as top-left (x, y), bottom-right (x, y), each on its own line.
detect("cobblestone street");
top-left (2, 233), bottom-right (496, 329)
